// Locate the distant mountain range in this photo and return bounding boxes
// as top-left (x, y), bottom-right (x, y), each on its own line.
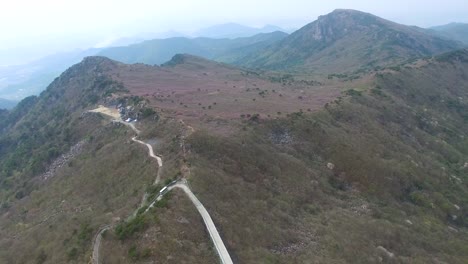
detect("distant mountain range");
top-left (232, 9), bottom-right (464, 73)
top-left (193, 23), bottom-right (289, 38)
top-left (98, 31), bottom-right (288, 65)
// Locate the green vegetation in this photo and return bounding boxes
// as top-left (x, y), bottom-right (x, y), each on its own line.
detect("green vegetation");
top-left (0, 58), bottom-right (127, 203)
top-left (115, 215), bottom-right (147, 240)
top-left (141, 107), bottom-right (156, 118)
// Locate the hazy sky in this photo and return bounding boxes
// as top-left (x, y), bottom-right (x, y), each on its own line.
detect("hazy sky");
top-left (1, 0), bottom-right (467, 64)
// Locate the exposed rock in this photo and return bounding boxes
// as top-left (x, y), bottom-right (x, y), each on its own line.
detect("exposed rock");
top-left (41, 140), bottom-right (86, 180)
top-left (450, 175), bottom-right (463, 183)
top-left (269, 129), bottom-right (293, 144)
top-left (327, 163), bottom-right (335, 170)
top-left (351, 201), bottom-right (371, 216)
top-left (376, 246), bottom-right (395, 258)
top-left (405, 219), bottom-right (413, 225)
top-left (176, 216), bottom-right (190, 224)
top-left (454, 204), bottom-right (460, 210)
top-left (270, 232), bottom-right (316, 255)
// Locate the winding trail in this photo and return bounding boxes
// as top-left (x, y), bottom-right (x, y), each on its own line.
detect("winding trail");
top-left (89, 107), bottom-right (233, 264)
top-left (132, 137), bottom-right (163, 176)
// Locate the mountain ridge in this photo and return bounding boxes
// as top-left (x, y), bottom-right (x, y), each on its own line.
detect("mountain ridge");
top-left (234, 9), bottom-right (463, 73)
top-left (97, 31), bottom-right (288, 65)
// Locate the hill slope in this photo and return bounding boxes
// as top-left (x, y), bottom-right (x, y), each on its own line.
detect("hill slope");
top-left (236, 9), bottom-right (463, 73)
top-left (185, 50), bottom-right (468, 262)
top-left (431, 23), bottom-right (468, 44)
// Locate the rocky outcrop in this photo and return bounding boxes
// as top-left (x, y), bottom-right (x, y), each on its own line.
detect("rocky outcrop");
top-left (41, 140), bottom-right (86, 180)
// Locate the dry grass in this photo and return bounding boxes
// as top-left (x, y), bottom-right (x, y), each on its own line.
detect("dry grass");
top-left (100, 189), bottom-right (218, 264)
top-left (106, 56), bottom-right (369, 124)
top-left (0, 121), bottom-right (156, 263)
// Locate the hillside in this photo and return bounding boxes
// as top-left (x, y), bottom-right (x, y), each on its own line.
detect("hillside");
top-left (97, 32), bottom-right (288, 65)
top-left (183, 50), bottom-right (468, 263)
top-left (0, 50), bottom-right (467, 263)
top-left (431, 23), bottom-right (468, 44)
top-left (235, 9), bottom-right (463, 73)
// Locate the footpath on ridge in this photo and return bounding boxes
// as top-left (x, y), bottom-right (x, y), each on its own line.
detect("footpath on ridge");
top-left (89, 106), bottom-right (233, 264)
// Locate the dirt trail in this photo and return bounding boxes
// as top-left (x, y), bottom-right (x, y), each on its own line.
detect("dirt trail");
top-left (132, 137), bottom-right (163, 169)
top-left (89, 107), bottom-right (232, 264)
top-left (89, 107), bottom-right (162, 264)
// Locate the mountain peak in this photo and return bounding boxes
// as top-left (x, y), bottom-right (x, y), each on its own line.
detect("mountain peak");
top-left (236, 10), bottom-right (462, 73)
top-left (300, 9), bottom-right (381, 43)
top-left (81, 56), bottom-right (119, 66)
top-left (330, 8), bottom-right (367, 14)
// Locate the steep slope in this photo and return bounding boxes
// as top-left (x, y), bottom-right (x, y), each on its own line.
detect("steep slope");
top-left (236, 9), bottom-right (463, 73)
top-left (431, 23), bottom-right (468, 44)
top-left (97, 32), bottom-right (288, 65)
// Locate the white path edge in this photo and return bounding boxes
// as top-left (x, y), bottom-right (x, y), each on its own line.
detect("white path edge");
top-left (170, 183), bottom-right (233, 264)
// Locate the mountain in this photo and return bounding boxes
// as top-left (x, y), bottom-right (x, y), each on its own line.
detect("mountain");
top-left (235, 9), bottom-right (463, 73)
top-left (194, 23), bottom-right (286, 38)
top-left (1, 49), bottom-right (467, 263)
top-left (430, 23), bottom-right (468, 44)
top-left (97, 31), bottom-right (288, 65)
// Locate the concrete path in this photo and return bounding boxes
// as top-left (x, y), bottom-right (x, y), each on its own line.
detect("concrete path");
top-left (169, 183), bottom-right (234, 264)
top-left (91, 225), bottom-right (111, 264)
